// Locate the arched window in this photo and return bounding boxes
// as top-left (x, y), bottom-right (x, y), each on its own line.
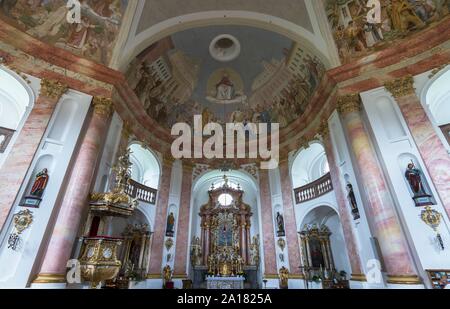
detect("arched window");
top-left (128, 143), bottom-right (161, 189)
top-left (426, 69), bottom-right (450, 147)
top-left (0, 68), bottom-right (34, 167)
top-left (291, 143), bottom-right (330, 188)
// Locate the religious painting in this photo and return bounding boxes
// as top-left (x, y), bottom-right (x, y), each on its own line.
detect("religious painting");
top-left (0, 126), bottom-right (14, 153)
top-left (0, 0), bottom-right (129, 65)
top-left (326, 0), bottom-right (450, 64)
top-left (427, 270), bottom-right (450, 289)
top-left (20, 168), bottom-right (49, 208)
top-left (128, 27), bottom-right (326, 130)
top-left (206, 69), bottom-right (247, 105)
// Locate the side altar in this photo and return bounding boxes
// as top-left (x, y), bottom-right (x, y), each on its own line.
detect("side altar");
top-left (190, 176), bottom-right (260, 289)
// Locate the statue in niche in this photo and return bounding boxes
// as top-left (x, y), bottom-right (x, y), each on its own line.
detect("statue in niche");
top-left (279, 267), bottom-right (289, 289)
top-left (250, 235), bottom-right (260, 267)
top-left (166, 212), bottom-right (175, 237)
top-left (190, 237), bottom-right (202, 266)
top-left (405, 162), bottom-right (434, 206)
top-left (21, 169), bottom-right (49, 208)
top-left (276, 212), bottom-right (286, 237)
top-left (346, 183), bottom-right (361, 220)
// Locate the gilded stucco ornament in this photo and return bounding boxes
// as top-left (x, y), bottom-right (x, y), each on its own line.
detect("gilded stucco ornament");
top-left (277, 238), bottom-right (286, 252)
top-left (13, 209), bottom-right (33, 234)
top-left (40, 78), bottom-right (67, 99)
top-left (92, 97), bottom-right (113, 117)
top-left (384, 75), bottom-right (415, 98)
top-left (317, 120), bottom-right (330, 138)
top-left (336, 94), bottom-right (361, 115)
top-left (420, 206), bottom-right (445, 250)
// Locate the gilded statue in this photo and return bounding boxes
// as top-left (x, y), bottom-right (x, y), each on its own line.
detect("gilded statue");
top-left (279, 266), bottom-right (290, 289)
top-left (163, 265), bottom-right (172, 283)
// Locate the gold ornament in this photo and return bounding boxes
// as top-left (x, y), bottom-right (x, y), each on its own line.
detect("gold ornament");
top-left (317, 120), bottom-right (330, 138)
top-left (40, 78), bottom-right (67, 99)
top-left (384, 75), bottom-right (415, 98)
top-left (13, 209), bottom-right (33, 234)
top-left (279, 266), bottom-right (290, 289)
top-left (277, 238), bottom-right (286, 252)
top-left (92, 97), bottom-right (113, 117)
top-left (336, 94), bottom-right (361, 115)
top-left (165, 238), bottom-right (174, 251)
top-left (421, 206), bottom-right (442, 231)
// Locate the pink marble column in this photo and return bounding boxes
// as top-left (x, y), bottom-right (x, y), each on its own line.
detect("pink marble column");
top-left (0, 79), bottom-right (67, 231)
top-left (279, 161), bottom-right (302, 275)
top-left (147, 159), bottom-right (173, 276)
top-left (319, 122), bottom-right (364, 280)
top-left (174, 165), bottom-right (193, 277)
top-left (259, 169), bottom-right (278, 276)
top-left (337, 94), bottom-right (420, 285)
top-left (33, 97), bottom-right (112, 283)
top-left (385, 76), bottom-right (450, 218)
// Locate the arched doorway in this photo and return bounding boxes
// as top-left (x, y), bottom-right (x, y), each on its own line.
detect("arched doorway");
top-left (189, 169), bottom-right (262, 288)
top-left (298, 205), bottom-right (352, 289)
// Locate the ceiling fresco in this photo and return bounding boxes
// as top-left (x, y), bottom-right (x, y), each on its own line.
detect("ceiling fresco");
top-left (128, 25), bottom-right (326, 129)
top-left (0, 0), bottom-right (129, 65)
top-left (136, 0), bottom-right (313, 35)
top-left (327, 0), bottom-right (450, 64)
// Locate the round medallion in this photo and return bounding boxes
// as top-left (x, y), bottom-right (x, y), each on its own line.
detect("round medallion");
top-left (209, 34), bottom-right (241, 62)
top-left (218, 193), bottom-right (233, 206)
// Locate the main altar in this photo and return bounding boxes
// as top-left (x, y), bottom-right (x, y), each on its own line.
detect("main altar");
top-left (190, 176), bottom-right (260, 289)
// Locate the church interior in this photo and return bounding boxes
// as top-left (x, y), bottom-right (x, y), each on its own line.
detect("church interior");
top-left (0, 0), bottom-right (449, 290)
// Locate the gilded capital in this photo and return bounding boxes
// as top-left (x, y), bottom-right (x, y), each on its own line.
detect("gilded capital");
top-left (384, 75), bottom-right (415, 98)
top-left (336, 94), bottom-right (361, 115)
top-left (92, 97), bottom-right (113, 117)
top-left (317, 120), bottom-right (330, 138)
top-left (40, 78), bottom-right (67, 100)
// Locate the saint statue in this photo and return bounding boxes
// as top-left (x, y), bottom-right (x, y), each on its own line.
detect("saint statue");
top-left (346, 183), bottom-right (360, 220)
top-left (276, 212), bottom-right (286, 237)
top-left (30, 169), bottom-right (49, 198)
top-left (405, 162), bottom-right (433, 206)
top-left (166, 212), bottom-right (175, 237)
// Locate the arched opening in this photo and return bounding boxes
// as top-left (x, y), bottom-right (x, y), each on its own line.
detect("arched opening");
top-left (128, 143), bottom-right (161, 190)
top-left (425, 69), bottom-right (450, 147)
top-left (0, 67), bottom-right (34, 167)
top-left (291, 143), bottom-right (332, 204)
top-left (190, 169), bottom-right (262, 289)
top-left (299, 205), bottom-right (352, 288)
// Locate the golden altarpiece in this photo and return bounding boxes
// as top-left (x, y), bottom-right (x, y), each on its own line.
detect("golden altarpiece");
top-left (191, 176), bottom-right (260, 289)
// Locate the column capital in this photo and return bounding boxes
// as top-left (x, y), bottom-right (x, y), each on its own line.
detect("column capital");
top-left (317, 120), bottom-right (330, 138)
top-left (40, 78), bottom-right (68, 100)
top-left (384, 75), bottom-right (415, 98)
top-left (92, 97), bottom-right (113, 117)
top-left (337, 94), bottom-right (361, 115)
top-left (122, 121), bottom-right (133, 139)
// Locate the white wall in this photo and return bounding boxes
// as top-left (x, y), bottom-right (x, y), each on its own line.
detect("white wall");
top-left (0, 86), bottom-right (92, 288)
top-left (361, 85), bottom-right (450, 288)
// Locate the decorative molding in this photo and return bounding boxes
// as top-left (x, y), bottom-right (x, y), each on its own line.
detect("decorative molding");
top-left (350, 273), bottom-right (367, 282)
top-left (336, 94), bottom-right (361, 115)
top-left (384, 75), bottom-right (415, 98)
top-left (386, 275), bottom-right (422, 285)
top-left (32, 273), bottom-right (66, 284)
top-left (40, 78), bottom-right (67, 100)
top-left (429, 62), bottom-right (450, 78)
top-left (92, 97), bottom-right (113, 117)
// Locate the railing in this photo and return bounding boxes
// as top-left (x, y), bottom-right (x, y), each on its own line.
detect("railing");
top-left (125, 179), bottom-right (158, 205)
top-left (294, 173), bottom-right (333, 204)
